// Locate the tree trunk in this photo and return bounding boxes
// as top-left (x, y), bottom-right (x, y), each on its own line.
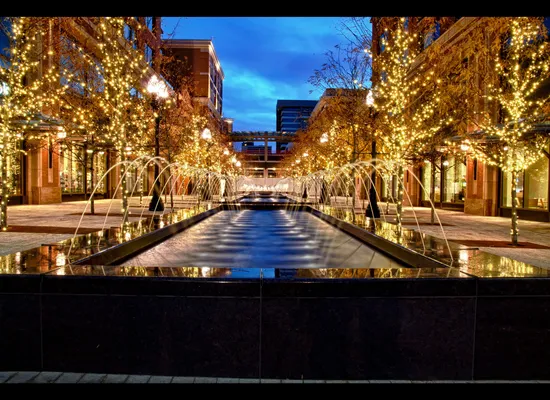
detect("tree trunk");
top-left (386, 174), bottom-right (391, 215)
top-left (90, 151), bottom-right (95, 215)
top-left (396, 165), bottom-right (404, 243)
top-left (431, 159), bottom-right (436, 225)
top-left (139, 162), bottom-right (143, 207)
top-left (511, 170), bottom-right (519, 246)
top-left (0, 152), bottom-right (9, 230)
top-left (121, 152), bottom-right (129, 225)
top-left (170, 173), bottom-right (174, 210)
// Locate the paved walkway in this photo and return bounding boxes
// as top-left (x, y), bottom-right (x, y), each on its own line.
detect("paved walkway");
top-left (389, 205), bottom-right (550, 269)
top-left (2, 199), bottom-right (550, 269)
top-left (0, 198), bottom-right (167, 256)
top-left (0, 371), bottom-right (546, 384)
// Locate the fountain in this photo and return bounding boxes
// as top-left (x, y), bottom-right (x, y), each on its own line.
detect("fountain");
top-left (1, 156), bottom-right (549, 382)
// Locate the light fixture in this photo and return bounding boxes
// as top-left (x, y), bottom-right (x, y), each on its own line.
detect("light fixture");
top-left (55, 253), bottom-right (66, 267)
top-left (320, 132), bottom-right (329, 143)
top-left (201, 128), bottom-right (212, 140)
top-left (147, 75), bottom-right (169, 99)
top-left (366, 91), bottom-right (374, 106)
top-left (236, 161), bottom-right (241, 167)
top-left (223, 148), bottom-right (229, 155)
top-left (443, 160), bottom-right (450, 166)
top-left (57, 129), bottom-right (67, 139)
top-left (460, 144), bottom-right (469, 151)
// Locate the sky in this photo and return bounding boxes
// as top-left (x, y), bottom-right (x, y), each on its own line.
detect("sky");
top-left (161, 17), bottom-right (357, 133)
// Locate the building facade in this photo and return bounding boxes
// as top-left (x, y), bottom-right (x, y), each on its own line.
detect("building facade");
top-left (276, 100), bottom-right (318, 153)
top-left (371, 17), bottom-right (550, 222)
top-left (162, 39), bottom-right (224, 124)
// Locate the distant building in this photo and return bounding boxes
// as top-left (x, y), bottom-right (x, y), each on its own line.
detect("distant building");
top-left (275, 100), bottom-right (317, 152)
top-left (162, 39), bottom-right (224, 121)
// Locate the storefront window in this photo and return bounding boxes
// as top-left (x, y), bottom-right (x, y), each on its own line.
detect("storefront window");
top-left (443, 156), bottom-right (466, 203)
top-left (501, 170), bottom-right (525, 208)
top-left (60, 145), bottom-right (84, 193)
top-left (1, 149), bottom-right (23, 196)
top-left (421, 161), bottom-right (441, 202)
top-left (501, 151), bottom-right (548, 210)
top-left (86, 152), bottom-right (106, 193)
top-left (525, 153), bottom-right (548, 210)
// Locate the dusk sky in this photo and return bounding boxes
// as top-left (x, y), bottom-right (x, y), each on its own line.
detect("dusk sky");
top-left (161, 17), bottom-right (362, 132)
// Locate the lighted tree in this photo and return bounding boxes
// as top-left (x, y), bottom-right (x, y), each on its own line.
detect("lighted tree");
top-left (57, 17), bottom-right (154, 223)
top-left (0, 17), bottom-right (68, 230)
top-left (308, 35), bottom-right (377, 216)
top-left (448, 17), bottom-right (550, 245)
top-left (372, 18), bottom-right (451, 236)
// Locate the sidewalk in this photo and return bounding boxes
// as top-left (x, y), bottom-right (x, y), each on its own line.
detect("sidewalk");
top-left (391, 205), bottom-right (550, 269)
top-left (0, 198), bottom-right (167, 256)
top-left (0, 371), bottom-right (547, 384)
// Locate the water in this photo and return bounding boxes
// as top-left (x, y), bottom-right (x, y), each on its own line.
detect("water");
top-left (121, 210), bottom-right (402, 270)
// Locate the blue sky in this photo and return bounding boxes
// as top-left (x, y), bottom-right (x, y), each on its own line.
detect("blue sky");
top-left (161, 17), bottom-right (352, 132)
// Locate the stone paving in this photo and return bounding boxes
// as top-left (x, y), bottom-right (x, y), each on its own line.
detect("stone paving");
top-left (2, 198), bottom-right (550, 268)
top-left (0, 371), bottom-right (547, 383)
top-left (392, 205), bottom-right (550, 269)
top-left (0, 198), bottom-right (166, 256)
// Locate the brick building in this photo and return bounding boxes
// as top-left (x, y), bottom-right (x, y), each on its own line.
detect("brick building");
top-left (162, 39), bottom-right (225, 126)
top-left (0, 17), bottom-right (164, 205)
top-left (371, 17), bottom-right (550, 222)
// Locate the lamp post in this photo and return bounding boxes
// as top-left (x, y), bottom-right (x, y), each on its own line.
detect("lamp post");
top-left (147, 75), bottom-right (169, 212)
top-left (366, 90), bottom-right (380, 219)
top-left (201, 127), bottom-right (213, 201)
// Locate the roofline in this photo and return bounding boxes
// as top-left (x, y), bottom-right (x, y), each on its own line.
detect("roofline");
top-left (163, 39), bottom-right (224, 79)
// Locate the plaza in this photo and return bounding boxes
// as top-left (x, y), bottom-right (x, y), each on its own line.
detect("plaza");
top-left (1, 16), bottom-right (550, 384)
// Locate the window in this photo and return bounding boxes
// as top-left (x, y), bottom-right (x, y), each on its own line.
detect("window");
top-left (501, 170), bottom-right (524, 208)
top-left (403, 17), bottom-right (409, 31)
top-left (145, 44), bottom-right (153, 66)
top-left (525, 153), bottom-right (549, 209)
top-left (423, 20), bottom-right (441, 49)
top-left (421, 160), bottom-right (441, 202)
top-left (0, 18), bottom-right (12, 67)
top-left (124, 24), bottom-right (134, 43)
top-left (443, 157), bottom-right (466, 203)
top-left (379, 31), bottom-right (387, 54)
top-left (145, 17), bottom-right (154, 32)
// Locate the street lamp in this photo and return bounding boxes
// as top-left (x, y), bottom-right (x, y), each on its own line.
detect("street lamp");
top-left (147, 75), bottom-right (169, 212)
top-left (201, 127), bottom-right (212, 141)
top-left (201, 127), bottom-right (213, 201)
top-left (365, 90), bottom-right (380, 219)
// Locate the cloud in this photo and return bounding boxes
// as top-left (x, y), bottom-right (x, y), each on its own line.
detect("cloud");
top-left (162, 17), bottom-right (370, 131)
